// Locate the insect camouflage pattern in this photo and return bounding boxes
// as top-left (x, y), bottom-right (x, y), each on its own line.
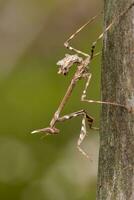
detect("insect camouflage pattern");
top-left (32, 3), bottom-right (134, 158)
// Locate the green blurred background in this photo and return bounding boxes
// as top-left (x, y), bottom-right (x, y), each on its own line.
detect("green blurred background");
top-left (0, 0), bottom-right (103, 199)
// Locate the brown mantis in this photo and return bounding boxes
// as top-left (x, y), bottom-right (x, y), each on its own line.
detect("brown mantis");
top-left (32, 3), bottom-right (134, 158)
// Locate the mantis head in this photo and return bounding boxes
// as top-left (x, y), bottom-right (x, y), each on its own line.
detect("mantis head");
top-left (57, 54), bottom-right (83, 75)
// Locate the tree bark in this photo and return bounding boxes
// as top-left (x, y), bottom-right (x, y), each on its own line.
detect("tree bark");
top-left (97, 0), bottom-right (134, 199)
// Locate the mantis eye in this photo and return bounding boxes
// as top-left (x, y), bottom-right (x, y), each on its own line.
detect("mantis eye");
top-left (58, 66), bottom-right (68, 75)
top-left (63, 67), bottom-right (68, 75)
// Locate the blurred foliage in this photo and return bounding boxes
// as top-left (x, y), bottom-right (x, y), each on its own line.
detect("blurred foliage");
top-left (0, 0), bottom-right (102, 199)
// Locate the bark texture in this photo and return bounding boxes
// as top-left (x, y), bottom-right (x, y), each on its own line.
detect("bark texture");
top-left (97, 0), bottom-right (134, 199)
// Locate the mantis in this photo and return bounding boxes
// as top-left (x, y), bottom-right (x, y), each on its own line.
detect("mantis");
top-left (32, 3), bottom-right (134, 158)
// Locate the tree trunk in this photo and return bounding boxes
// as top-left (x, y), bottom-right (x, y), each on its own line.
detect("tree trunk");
top-left (96, 0), bottom-right (134, 199)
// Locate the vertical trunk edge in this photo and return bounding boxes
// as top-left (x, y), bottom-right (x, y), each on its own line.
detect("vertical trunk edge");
top-left (96, 0), bottom-right (134, 200)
